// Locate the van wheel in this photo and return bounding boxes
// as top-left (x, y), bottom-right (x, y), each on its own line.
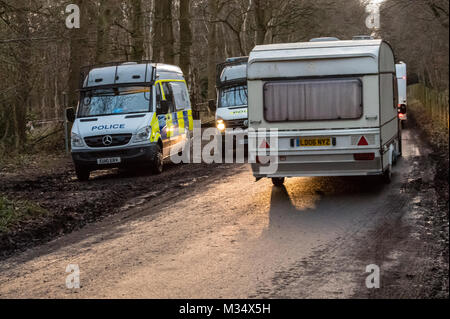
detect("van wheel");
top-left (272, 177), bottom-right (285, 187)
top-left (179, 129), bottom-right (191, 163)
top-left (75, 166), bottom-right (90, 181)
top-left (150, 145), bottom-right (163, 174)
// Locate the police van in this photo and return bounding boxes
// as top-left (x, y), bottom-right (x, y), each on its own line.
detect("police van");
top-left (215, 57), bottom-right (249, 149)
top-left (66, 62), bottom-right (193, 181)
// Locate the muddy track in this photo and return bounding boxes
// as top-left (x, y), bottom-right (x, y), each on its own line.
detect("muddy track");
top-left (0, 158), bottom-right (239, 259)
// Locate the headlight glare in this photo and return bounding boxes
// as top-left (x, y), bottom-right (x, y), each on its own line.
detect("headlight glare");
top-left (133, 126), bottom-right (152, 143)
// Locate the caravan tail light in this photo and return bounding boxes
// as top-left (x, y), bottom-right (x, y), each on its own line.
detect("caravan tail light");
top-left (357, 136), bottom-right (369, 146)
top-left (354, 153), bottom-right (375, 161)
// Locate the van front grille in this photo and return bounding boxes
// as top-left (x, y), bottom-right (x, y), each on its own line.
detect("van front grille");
top-left (224, 119), bottom-right (248, 128)
top-left (84, 134), bottom-right (132, 148)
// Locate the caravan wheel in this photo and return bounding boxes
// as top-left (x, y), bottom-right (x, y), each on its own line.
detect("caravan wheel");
top-left (382, 165), bottom-right (392, 184)
top-left (272, 177), bottom-right (285, 187)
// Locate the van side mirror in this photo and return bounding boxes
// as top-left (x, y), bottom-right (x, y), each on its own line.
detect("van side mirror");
top-left (66, 107), bottom-right (75, 123)
top-left (208, 99), bottom-right (217, 112)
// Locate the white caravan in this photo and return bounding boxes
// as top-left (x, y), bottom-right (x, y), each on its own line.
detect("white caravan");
top-left (248, 39), bottom-right (402, 185)
top-left (66, 62), bottom-right (193, 181)
top-left (396, 62), bottom-right (407, 123)
top-left (215, 57), bottom-right (249, 147)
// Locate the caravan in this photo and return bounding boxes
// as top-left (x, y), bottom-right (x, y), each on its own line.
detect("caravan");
top-left (248, 39), bottom-right (402, 185)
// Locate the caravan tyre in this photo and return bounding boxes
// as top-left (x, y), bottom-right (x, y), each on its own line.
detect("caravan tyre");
top-left (272, 177), bottom-right (285, 187)
top-left (382, 166), bottom-right (392, 184)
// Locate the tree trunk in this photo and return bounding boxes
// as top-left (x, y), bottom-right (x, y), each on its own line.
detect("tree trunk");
top-left (68, 0), bottom-right (91, 110)
top-left (13, 0), bottom-right (32, 149)
top-left (152, 0), bottom-right (163, 61)
top-left (95, 0), bottom-right (116, 63)
top-left (179, 0), bottom-right (192, 83)
top-left (130, 0), bottom-right (145, 61)
top-left (207, 0), bottom-right (218, 101)
top-left (253, 0), bottom-right (268, 45)
top-left (162, 0), bottom-right (174, 64)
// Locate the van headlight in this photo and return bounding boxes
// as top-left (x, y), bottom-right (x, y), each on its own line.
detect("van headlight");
top-left (133, 126), bottom-right (152, 143)
top-left (71, 132), bottom-right (84, 147)
top-left (216, 119), bottom-right (226, 132)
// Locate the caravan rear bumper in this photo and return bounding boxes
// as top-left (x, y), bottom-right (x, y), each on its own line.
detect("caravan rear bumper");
top-left (249, 128), bottom-right (385, 178)
top-left (251, 154), bottom-right (383, 178)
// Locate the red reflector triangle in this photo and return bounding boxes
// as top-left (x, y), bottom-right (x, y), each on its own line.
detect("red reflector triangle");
top-left (358, 136), bottom-right (369, 146)
top-left (260, 140), bottom-right (270, 149)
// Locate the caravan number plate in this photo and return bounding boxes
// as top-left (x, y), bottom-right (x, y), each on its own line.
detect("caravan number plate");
top-left (297, 137), bottom-right (331, 147)
top-left (97, 157), bottom-right (121, 165)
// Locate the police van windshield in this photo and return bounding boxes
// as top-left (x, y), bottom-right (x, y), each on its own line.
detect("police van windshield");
top-left (219, 85), bottom-right (248, 108)
top-left (78, 86), bottom-right (151, 117)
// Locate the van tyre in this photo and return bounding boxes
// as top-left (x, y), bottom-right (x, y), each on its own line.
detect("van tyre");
top-left (75, 166), bottom-right (90, 181)
top-left (150, 145), bottom-right (163, 174)
top-left (272, 177), bottom-right (285, 187)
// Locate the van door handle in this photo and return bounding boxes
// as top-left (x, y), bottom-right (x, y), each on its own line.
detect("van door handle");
top-left (365, 115), bottom-right (378, 120)
top-left (250, 120), bottom-right (261, 124)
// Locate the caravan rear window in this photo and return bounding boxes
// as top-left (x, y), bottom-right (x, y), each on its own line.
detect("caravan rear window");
top-left (263, 78), bottom-right (362, 122)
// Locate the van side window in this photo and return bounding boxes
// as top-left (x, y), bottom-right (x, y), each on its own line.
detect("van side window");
top-left (155, 83), bottom-right (163, 113)
top-left (162, 82), bottom-right (176, 112)
top-left (170, 82), bottom-right (191, 110)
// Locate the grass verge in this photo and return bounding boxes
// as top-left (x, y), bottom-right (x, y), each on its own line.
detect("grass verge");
top-left (0, 195), bottom-right (49, 235)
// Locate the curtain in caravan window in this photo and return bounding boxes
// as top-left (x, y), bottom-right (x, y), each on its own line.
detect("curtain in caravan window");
top-left (264, 78), bottom-right (362, 121)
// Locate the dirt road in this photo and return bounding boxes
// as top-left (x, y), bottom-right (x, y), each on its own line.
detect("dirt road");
top-left (0, 127), bottom-right (448, 298)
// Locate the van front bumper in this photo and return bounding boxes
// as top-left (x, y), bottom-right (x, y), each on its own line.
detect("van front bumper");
top-left (71, 145), bottom-right (157, 169)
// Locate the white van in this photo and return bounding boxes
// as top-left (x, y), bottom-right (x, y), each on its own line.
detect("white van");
top-left (248, 39), bottom-right (402, 185)
top-left (215, 57), bottom-right (249, 147)
top-left (66, 62), bottom-right (193, 181)
top-left (396, 62), bottom-right (407, 123)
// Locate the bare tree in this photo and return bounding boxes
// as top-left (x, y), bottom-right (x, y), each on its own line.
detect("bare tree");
top-left (207, 0), bottom-right (219, 100)
top-left (162, 0), bottom-right (175, 63)
top-left (96, 0), bottom-right (117, 63)
top-left (130, 0), bottom-right (144, 61)
top-left (179, 0), bottom-right (192, 82)
top-left (152, 0), bottom-right (163, 61)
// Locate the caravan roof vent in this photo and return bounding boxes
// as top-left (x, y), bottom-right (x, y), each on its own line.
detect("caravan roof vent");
top-left (309, 37), bottom-right (340, 42)
top-left (352, 35), bottom-right (374, 40)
